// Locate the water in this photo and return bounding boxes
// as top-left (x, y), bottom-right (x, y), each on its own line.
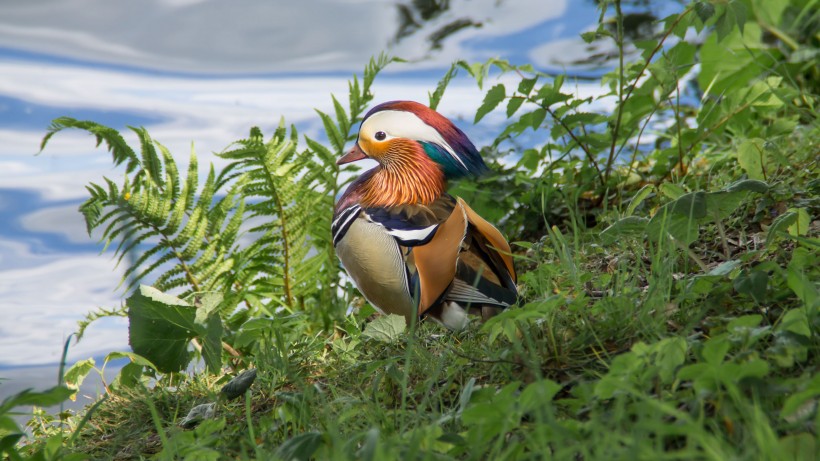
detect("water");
top-left (0, 0), bottom-right (679, 405)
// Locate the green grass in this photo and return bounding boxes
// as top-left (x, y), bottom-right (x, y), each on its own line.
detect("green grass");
top-left (19, 130), bottom-right (818, 459)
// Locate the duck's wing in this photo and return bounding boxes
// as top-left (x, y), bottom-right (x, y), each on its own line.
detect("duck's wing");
top-left (443, 198), bottom-right (517, 309)
top-left (407, 197), bottom-right (468, 315)
top-left (458, 197), bottom-right (516, 288)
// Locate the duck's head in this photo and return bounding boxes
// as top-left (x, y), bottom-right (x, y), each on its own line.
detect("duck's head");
top-left (337, 100), bottom-right (489, 179)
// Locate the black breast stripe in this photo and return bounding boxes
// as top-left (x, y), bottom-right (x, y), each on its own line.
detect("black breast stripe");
top-left (332, 205), bottom-right (361, 246)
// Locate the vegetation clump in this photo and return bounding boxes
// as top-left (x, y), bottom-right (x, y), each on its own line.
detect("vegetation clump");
top-left (2, 0), bottom-right (817, 459)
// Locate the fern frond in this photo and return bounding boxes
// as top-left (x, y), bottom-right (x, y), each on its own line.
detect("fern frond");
top-left (40, 117), bottom-right (140, 173)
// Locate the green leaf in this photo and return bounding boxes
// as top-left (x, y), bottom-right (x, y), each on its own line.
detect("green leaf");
top-left (737, 139), bottom-right (767, 180)
top-left (599, 216), bottom-right (649, 244)
top-left (787, 248), bottom-right (819, 310)
top-left (626, 184), bottom-right (654, 216)
top-left (776, 307), bottom-right (811, 338)
top-left (656, 337), bottom-right (688, 384)
top-left (276, 432), bottom-right (324, 461)
top-left (127, 286), bottom-right (194, 373)
top-left (0, 433), bottom-right (24, 454)
top-left (701, 336), bottom-right (729, 365)
top-left (780, 373), bottom-right (820, 421)
top-left (767, 211), bottom-right (798, 247)
top-left (220, 368), bottom-right (258, 400)
top-left (506, 97), bottom-right (525, 118)
top-left (429, 64), bottom-right (457, 111)
top-left (659, 183), bottom-right (686, 199)
top-left (475, 84), bottom-right (506, 123)
top-left (362, 314), bottom-right (406, 343)
top-left (727, 314), bottom-right (763, 330)
top-left (647, 192), bottom-right (706, 244)
top-left (580, 31), bottom-right (597, 43)
top-left (733, 270), bottom-right (768, 303)
top-left (0, 386), bottom-right (74, 415)
top-left (786, 208), bottom-right (810, 237)
top-left (517, 77), bottom-right (537, 95)
top-left (127, 285), bottom-right (223, 373)
top-left (694, 1), bottom-right (715, 22)
top-left (63, 358), bottom-right (96, 400)
top-left (519, 379), bottom-right (561, 414)
top-left (779, 434), bottom-right (817, 460)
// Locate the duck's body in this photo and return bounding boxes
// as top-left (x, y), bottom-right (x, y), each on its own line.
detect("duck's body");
top-left (332, 101), bottom-right (517, 329)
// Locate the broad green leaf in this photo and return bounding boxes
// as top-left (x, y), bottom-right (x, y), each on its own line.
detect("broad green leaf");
top-left (519, 379), bottom-right (561, 415)
top-left (63, 358), bottom-right (96, 401)
top-left (179, 402), bottom-right (216, 429)
top-left (731, 358), bottom-right (769, 381)
top-left (656, 337), bottom-right (688, 384)
top-left (777, 308), bottom-right (811, 338)
top-left (701, 336), bottom-right (729, 365)
top-left (700, 19), bottom-right (761, 87)
top-left (709, 259), bottom-right (742, 276)
top-left (362, 314), bottom-right (406, 343)
top-left (0, 433), bottom-right (25, 453)
top-left (694, 1), bottom-right (715, 22)
top-left (506, 97), bottom-right (525, 118)
top-left (659, 183), bottom-right (686, 199)
top-left (727, 314), bottom-right (763, 330)
top-left (733, 270), bottom-right (768, 303)
top-left (787, 248), bottom-right (819, 310)
top-left (516, 108), bottom-right (548, 132)
top-left (220, 368), bottom-right (258, 400)
top-left (737, 139), bottom-right (767, 180)
top-left (475, 84), bottom-right (506, 123)
top-left (127, 286), bottom-right (194, 373)
top-left (580, 31), bottom-right (597, 43)
top-left (779, 434), bottom-right (817, 460)
top-left (276, 431), bottom-right (325, 461)
top-left (647, 189), bottom-right (727, 244)
top-left (517, 77), bottom-right (537, 95)
top-left (116, 362), bottom-right (146, 388)
top-left (667, 191), bottom-right (708, 219)
top-left (780, 373), bottom-right (820, 421)
top-left (786, 208), bottom-right (810, 236)
top-left (127, 285), bottom-right (223, 373)
top-left (600, 216), bottom-right (649, 244)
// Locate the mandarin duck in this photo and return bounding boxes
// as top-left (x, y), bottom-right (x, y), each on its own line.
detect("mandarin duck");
top-left (333, 100), bottom-right (517, 330)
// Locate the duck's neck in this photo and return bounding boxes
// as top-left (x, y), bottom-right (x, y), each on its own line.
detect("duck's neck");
top-left (358, 153), bottom-right (446, 208)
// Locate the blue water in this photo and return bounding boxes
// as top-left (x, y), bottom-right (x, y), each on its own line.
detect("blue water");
top-left (0, 0), bottom-right (682, 404)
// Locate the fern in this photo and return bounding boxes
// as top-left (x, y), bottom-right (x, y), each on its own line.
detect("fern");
top-left (215, 123), bottom-right (326, 311)
top-left (42, 120), bottom-right (244, 300)
top-left (39, 56), bottom-right (398, 371)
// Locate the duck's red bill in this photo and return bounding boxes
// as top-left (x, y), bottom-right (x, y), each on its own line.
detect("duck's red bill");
top-left (337, 144), bottom-right (367, 165)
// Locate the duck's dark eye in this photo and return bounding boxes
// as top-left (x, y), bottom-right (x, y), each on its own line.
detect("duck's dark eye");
top-left (374, 131), bottom-right (386, 141)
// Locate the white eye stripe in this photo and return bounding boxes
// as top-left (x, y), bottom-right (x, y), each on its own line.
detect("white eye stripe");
top-left (361, 110), bottom-right (467, 170)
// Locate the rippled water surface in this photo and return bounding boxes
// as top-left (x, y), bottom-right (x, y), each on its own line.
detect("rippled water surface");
top-left (0, 0), bottom-right (679, 401)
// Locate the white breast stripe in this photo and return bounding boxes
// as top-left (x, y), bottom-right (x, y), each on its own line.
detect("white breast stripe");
top-left (385, 224), bottom-right (439, 246)
top-left (332, 205), bottom-right (361, 246)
